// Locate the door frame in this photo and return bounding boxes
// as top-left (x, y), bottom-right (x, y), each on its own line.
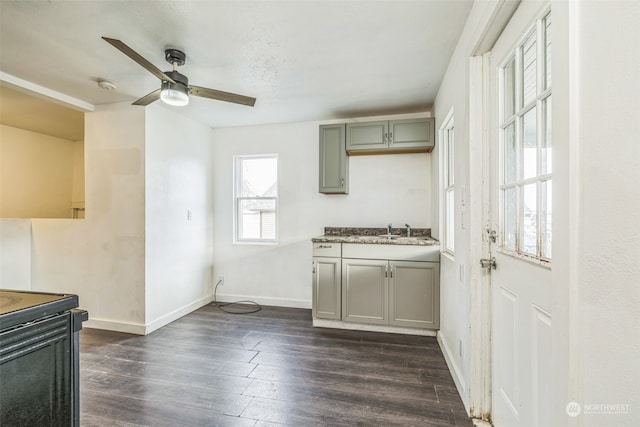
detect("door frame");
top-left (467, 52), bottom-right (493, 423)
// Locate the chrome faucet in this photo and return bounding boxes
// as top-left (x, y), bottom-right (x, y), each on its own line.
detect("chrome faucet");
top-left (405, 224), bottom-right (411, 237)
top-left (387, 224), bottom-right (392, 235)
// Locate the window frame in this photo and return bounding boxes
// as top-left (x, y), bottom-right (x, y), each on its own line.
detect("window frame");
top-left (441, 109), bottom-right (455, 255)
top-left (233, 154), bottom-right (279, 245)
top-left (498, 11), bottom-right (552, 262)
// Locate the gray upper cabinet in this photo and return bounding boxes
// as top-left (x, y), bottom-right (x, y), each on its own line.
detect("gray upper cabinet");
top-left (346, 117), bottom-right (435, 155)
top-left (345, 120), bottom-right (388, 152)
top-left (319, 124), bottom-right (348, 194)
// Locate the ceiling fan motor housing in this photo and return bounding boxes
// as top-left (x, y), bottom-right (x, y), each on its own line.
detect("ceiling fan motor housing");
top-left (162, 70), bottom-right (188, 87)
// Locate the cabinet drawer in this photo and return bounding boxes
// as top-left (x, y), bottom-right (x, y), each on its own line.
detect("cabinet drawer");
top-left (313, 242), bottom-right (342, 257)
top-left (342, 243), bottom-right (439, 262)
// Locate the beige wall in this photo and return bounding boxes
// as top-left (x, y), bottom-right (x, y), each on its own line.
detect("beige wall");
top-left (0, 124), bottom-right (84, 218)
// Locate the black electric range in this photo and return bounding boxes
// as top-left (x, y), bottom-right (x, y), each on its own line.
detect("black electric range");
top-left (0, 289), bottom-right (88, 427)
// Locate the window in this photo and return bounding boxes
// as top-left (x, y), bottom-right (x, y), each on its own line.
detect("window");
top-left (234, 155), bottom-right (278, 244)
top-left (442, 112), bottom-right (455, 254)
top-left (499, 12), bottom-right (552, 260)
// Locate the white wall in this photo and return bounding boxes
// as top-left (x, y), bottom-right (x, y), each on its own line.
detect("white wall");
top-left (573, 1), bottom-right (640, 424)
top-left (30, 104), bottom-right (147, 333)
top-left (0, 219), bottom-right (31, 289)
top-left (0, 124), bottom-right (76, 218)
top-left (211, 113), bottom-right (432, 307)
top-left (144, 105), bottom-right (215, 332)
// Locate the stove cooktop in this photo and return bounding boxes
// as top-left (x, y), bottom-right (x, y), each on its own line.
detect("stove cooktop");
top-left (0, 290), bottom-right (79, 330)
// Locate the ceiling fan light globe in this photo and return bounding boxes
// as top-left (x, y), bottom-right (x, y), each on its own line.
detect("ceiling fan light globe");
top-left (160, 86), bottom-right (189, 106)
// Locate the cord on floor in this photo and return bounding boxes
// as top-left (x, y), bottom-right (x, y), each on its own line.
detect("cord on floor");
top-left (212, 280), bottom-right (262, 314)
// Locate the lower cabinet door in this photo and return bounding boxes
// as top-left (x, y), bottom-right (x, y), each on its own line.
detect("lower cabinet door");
top-left (342, 259), bottom-right (388, 324)
top-left (312, 257), bottom-right (341, 319)
top-left (389, 261), bottom-right (440, 328)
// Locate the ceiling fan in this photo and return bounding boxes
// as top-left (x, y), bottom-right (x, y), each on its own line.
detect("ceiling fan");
top-left (102, 37), bottom-right (256, 108)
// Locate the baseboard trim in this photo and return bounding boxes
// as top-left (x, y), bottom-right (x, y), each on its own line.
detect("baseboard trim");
top-left (84, 318), bottom-right (146, 335)
top-left (145, 294), bottom-right (214, 334)
top-left (84, 294), bottom-right (214, 335)
top-left (313, 318), bottom-right (437, 336)
top-left (214, 293), bottom-right (311, 309)
top-left (437, 331), bottom-right (469, 413)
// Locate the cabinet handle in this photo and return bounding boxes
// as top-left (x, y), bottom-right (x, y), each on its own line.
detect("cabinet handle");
top-left (312, 262), bottom-right (316, 274)
top-left (390, 265), bottom-right (394, 278)
top-left (341, 178), bottom-right (344, 187)
top-left (318, 245), bottom-right (333, 249)
top-left (384, 132), bottom-right (388, 143)
top-left (384, 264), bottom-right (388, 278)
top-left (389, 132), bottom-right (393, 144)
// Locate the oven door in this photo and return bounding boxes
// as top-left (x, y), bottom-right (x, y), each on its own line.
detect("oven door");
top-left (0, 312), bottom-right (73, 426)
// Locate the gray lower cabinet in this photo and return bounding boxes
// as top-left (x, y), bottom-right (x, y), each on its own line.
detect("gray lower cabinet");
top-left (312, 242), bottom-right (342, 319)
top-left (341, 259), bottom-right (388, 324)
top-left (312, 256), bottom-right (341, 319)
top-left (319, 124), bottom-right (348, 194)
top-left (346, 117), bottom-right (435, 155)
top-left (342, 258), bottom-right (439, 328)
top-left (389, 261), bottom-right (440, 329)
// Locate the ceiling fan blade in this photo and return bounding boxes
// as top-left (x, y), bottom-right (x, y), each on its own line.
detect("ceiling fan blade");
top-left (189, 85), bottom-right (256, 107)
top-left (102, 37), bottom-right (175, 84)
top-left (132, 89), bottom-right (161, 106)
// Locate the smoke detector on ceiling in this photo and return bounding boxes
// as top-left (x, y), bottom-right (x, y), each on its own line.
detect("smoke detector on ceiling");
top-left (97, 79), bottom-right (117, 91)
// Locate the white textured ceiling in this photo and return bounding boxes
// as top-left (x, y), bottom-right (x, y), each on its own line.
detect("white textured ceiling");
top-left (0, 0), bottom-right (473, 129)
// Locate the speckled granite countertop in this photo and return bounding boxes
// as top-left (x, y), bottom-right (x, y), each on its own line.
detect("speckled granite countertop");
top-left (312, 227), bottom-right (439, 246)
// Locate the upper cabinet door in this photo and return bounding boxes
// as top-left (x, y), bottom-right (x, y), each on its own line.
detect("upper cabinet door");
top-left (346, 118), bottom-right (435, 154)
top-left (346, 121), bottom-right (389, 152)
top-left (319, 124), bottom-right (348, 194)
top-left (389, 118), bottom-right (435, 152)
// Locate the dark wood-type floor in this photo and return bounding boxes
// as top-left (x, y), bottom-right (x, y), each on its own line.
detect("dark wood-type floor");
top-left (80, 304), bottom-right (472, 427)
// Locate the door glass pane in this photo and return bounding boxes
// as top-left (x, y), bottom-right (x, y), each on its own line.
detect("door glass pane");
top-left (522, 107), bottom-right (537, 179)
top-left (504, 123), bottom-right (516, 184)
top-left (544, 14), bottom-right (552, 90)
top-left (522, 183), bottom-right (537, 255)
top-left (541, 180), bottom-right (552, 259)
top-left (542, 97), bottom-right (552, 175)
top-left (504, 187), bottom-right (517, 251)
top-left (522, 33), bottom-right (537, 107)
top-left (504, 58), bottom-right (516, 120)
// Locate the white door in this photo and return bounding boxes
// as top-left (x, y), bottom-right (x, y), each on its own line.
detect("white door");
top-left (488, 2), bottom-right (553, 426)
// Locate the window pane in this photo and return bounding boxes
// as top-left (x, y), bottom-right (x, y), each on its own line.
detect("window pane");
top-left (544, 14), bottom-right (552, 90)
top-left (446, 189), bottom-right (455, 252)
top-left (240, 157), bottom-right (278, 197)
top-left (504, 58), bottom-right (516, 120)
top-left (504, 187), bottom-right (517, 251)
top-left (522, 183), bottom-right (537, 255)
top-left (238, 198), bottom-right (276, 240)
top-left (504, 123), bottom-right (516, 184)
top-left (541, 180), bottom-right (552, 259)
top-left (522, 33), bottom-right (537, 107)
top-left (522, 107), bottom-right (537, 179)
top-left (448, 129), bottom-right (455, 186)
top-left (542, 97), bottom-right (552, 175)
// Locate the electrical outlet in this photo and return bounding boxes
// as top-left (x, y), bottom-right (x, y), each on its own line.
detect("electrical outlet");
top-left (187, 210), bottom-right (193, 221)
top-left (217, 276), bottom-right (224, 286)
